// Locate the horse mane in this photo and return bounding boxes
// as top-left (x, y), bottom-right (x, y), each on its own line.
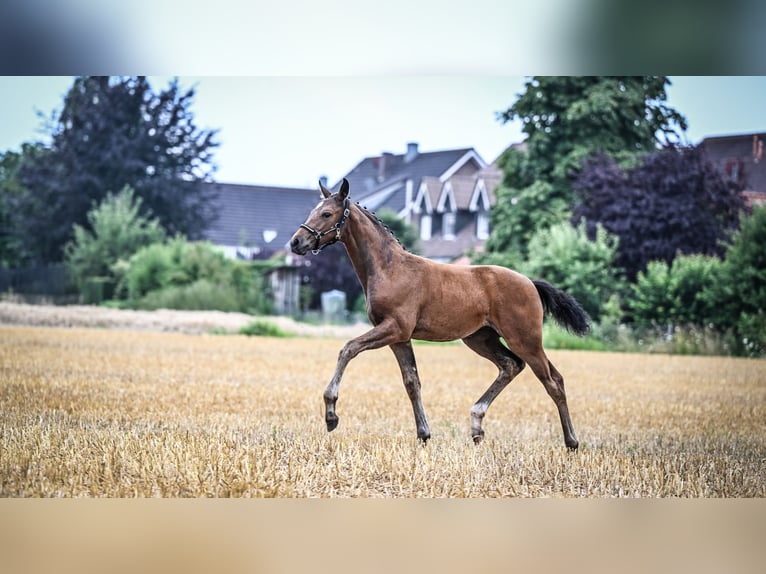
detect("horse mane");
top-left (354, 202), bottom-right (407, 251)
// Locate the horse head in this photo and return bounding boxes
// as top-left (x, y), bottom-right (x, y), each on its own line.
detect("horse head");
top-left (290, 178), bottom-right (351, 255)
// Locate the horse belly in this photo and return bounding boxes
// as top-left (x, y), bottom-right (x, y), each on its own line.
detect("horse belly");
top-left (412, 296), bottom-right (486, 342)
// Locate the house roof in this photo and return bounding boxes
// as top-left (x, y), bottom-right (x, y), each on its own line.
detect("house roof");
top-left (204, 182), bottom-right (319, 255)
top-left (700, 132), bottom-right (766, 193)
top-left (201, 144), bottom-right (505, 264)
top-left (334, 145), bottom-right (485, 213)
top-left (442, 175), bottom-right (477, 211)
top-left (478, 164), bottom-right (503, 203)
top-left (415, 165), bottom-right (502, 215)
top-left (414, 177), bottom-right (442, 214)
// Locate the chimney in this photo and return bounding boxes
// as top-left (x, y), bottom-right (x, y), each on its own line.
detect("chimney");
top-left (404, 142), bottom-right (419, 163)
top-left (377, 152), bottom-right (393, 182)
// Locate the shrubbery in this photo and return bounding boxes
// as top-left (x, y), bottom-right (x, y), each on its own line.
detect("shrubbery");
top-left (64, 188), bottom-right (274, 314)
top-left (119, 238), bottom-right (272, 314)
top-left (623, 207), bottom-right (766, 357)
top-left (521, 221), bottom-right (623, 322)
top-left (479, 205), bottom-right (766, 357)
top-left (63, 182), bottom-right (765, 353)
top-left (628, 255), bottom-right (722, 329)
top-left (64, 186), bottom-right (165, 303)
top-left (239, 320), bottom-right (293, 337)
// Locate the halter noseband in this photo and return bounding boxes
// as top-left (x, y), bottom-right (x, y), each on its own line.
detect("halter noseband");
top-left (300, 197), bottom-right (351, 254)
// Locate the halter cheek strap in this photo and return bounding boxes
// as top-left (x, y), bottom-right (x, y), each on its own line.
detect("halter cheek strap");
top-left (300, 197), bottom-right (351, 254)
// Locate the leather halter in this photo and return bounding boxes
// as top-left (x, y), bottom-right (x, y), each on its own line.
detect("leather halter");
top-left (300, 197), bottom-right (351, 254)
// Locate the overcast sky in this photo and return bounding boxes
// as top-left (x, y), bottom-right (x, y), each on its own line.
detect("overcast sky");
top-left (1, 76), bottom-right (765, 189)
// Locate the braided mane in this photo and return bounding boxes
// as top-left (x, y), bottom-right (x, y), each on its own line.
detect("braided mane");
top-left (354, 202), bottom-right (407, 251)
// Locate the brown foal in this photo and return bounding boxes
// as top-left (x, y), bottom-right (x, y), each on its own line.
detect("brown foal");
top-left (290, 178), bottom-right (590, 449)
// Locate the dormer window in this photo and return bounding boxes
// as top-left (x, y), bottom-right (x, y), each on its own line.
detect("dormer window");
top-left (442, 212), bottom-right (456, 240)
top-left (476, 211), bottom-right (490, 240)
top-left (420, 214), bottom-right (432, 240)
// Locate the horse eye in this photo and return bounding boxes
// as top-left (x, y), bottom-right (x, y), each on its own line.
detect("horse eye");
top-left (321, 212), bottom-right (332, 219)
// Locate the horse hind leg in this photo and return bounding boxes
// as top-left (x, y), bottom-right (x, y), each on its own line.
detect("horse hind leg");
top-left (525, 352), bottom-right (579, 450)
top-left (462, 328), bottom-right (526, 444)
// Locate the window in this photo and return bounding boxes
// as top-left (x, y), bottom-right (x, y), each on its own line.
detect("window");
top-left (420, 214), bottom-right (432, 240)
top-left (476, 211), bottom-right (490, 240)
top-left (442, 212), bottom-right (456, 240)
top-left (725, 158), bottom-right (743, 181)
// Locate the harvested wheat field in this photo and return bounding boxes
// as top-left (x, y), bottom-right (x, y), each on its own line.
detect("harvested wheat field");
top-left (1, 324), bottom-right (764, 497)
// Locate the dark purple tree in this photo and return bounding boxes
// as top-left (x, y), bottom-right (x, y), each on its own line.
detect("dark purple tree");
top-left (573, 145), bottom-right (745, 279)
top-left (299, 243), bottom-right (363, 312)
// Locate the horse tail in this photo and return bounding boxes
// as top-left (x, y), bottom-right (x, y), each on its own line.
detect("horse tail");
top-left (532, 280), bottom-right (591, 336)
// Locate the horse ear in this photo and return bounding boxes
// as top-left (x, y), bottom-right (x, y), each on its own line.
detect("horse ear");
top-left (339, 178), bottom-right (350, 200)
top-left (318, 179), bottom-right (332, 199)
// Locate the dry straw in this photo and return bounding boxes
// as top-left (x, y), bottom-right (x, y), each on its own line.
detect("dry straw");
top-left (1, 326), bottom-right (764, 497)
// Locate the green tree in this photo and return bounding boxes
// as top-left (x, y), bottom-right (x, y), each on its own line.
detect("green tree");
top-left (0, 143), bottom-right (47, 267)
top-left (484, 76), bottom-right (687, 262)
top-left (486, 180), bottom-right (566, 269)
top-left (521, 221), bottom-right (623, 321)
top-left (704, 206), bottom-right (766, 356)
top-left (15, 76), bottom-right (218, 263)
top-left (64, 186), bottom-right (166, 302)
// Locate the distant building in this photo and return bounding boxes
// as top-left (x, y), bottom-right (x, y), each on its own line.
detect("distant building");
top-left (205, 182), bottom-right (318, 259)
top-left (204, 182), bottom-right (319, 315)
top-left (700, 132), bottom-right (766, 207)
top-left (335, 142), bottom-right (503, 262)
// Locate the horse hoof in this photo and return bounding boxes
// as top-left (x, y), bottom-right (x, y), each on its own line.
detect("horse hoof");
top-left (326, 415), bottom-right (339, 432)
top-left (472, 432), bottom-right (484, 445)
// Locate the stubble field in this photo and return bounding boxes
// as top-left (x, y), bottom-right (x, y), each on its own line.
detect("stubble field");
top-left (1, 324), bottom-right (764, 497)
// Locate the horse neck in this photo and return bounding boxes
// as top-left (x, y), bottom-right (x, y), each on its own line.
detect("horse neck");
top-left (342, 204), bottom-right (403, 291)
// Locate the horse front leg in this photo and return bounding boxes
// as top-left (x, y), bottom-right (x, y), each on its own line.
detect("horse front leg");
top-left (323, 319), bottom-right (405, 433)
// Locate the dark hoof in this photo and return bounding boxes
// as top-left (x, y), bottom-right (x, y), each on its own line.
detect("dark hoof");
top-left (472, 431), bottom-right (485, 445)
top-left (417, 433), bottom-right (430, 444)
top-left (326, 415), bottom-right (339, 432)
top-left (566, 441), bottom-right (579, 451)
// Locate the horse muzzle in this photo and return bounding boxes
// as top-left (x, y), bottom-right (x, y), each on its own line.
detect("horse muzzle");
top-left (289, 231), bottom-right (312, 255)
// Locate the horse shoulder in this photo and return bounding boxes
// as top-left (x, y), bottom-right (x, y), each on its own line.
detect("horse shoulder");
top-left (365, 252), bottom-right (426, 324)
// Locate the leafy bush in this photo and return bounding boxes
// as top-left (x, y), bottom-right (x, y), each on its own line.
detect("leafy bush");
top-left (521, 221), bottom-right (624, 321)
top-left (119, 241), bottom-right (174, 301)
top-left (541, 323), bottom-right (608, 351)
top-left (627, 260), bottom-right (672, 328)
top-left (667, 255), bottom-right (724, 325)
top-left (239, 320), bottom-right (293, 338)
top-left (136, 279), bottom-right (241, 312)
top-left (628, 255), bottom-right (722, 329)
top-left (120, 237), bottom-right (272, 314)
top-left (64, 186), bottom-right (166, 302)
